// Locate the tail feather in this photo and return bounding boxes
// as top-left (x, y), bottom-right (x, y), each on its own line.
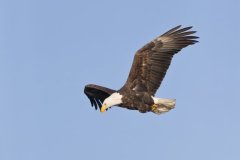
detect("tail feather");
top-left (151, 97), bottom-right (176, 115)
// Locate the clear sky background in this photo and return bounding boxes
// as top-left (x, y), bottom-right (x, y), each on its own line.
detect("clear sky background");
top-left (0, 0), bottom-right (240, 160)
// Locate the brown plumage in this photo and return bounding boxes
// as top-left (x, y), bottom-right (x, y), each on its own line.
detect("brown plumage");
top-left (84, 25), bottom-right (198, 114)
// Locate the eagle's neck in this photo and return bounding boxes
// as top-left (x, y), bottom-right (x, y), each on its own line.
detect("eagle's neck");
top-left (104, 92), bottom-right (123, 108)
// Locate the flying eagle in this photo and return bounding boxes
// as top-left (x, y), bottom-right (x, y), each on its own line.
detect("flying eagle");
top-left (84, 25), bottom-right (198, 114)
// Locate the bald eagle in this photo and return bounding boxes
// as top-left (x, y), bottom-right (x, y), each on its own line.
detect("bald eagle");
top-left (84, 25), bottom-right (198, 114)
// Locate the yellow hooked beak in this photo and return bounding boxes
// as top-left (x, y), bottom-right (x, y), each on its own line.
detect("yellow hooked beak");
top-left (101, 104), bottom-right (107, 113)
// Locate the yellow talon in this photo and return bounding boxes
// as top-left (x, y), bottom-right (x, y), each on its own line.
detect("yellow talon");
top-left (151, 104), bottom-right (158, 111)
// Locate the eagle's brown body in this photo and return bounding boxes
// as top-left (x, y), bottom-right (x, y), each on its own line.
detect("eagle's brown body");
top-left (118, 88), bottom-right (154, 113)
top-left (84, 25), bottom-right (198, 114)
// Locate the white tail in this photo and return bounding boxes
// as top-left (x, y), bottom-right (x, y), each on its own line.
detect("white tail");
top-left (151, 97), bottom-right (176, 115)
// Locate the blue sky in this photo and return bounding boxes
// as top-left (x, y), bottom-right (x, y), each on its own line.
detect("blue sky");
top-left (1, 0), bottom-right (240, 160)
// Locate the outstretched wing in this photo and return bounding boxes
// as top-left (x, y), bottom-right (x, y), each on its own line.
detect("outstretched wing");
top-left (122, 25), bottom-right (198, 95)
top-left (84, 84), bottom-right (115, 110)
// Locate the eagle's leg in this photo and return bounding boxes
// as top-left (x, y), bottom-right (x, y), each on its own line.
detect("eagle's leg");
top-left (138, 103), bottom-right (152, 113)
top-left (151, 97), bottom-right (176, 115)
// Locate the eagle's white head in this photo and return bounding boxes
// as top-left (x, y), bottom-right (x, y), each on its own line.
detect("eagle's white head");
top-left (101, 92), bottom-right (123, 112)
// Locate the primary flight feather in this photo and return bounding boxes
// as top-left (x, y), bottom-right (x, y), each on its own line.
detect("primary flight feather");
top-left (84, 25), bottom-right (198, 114)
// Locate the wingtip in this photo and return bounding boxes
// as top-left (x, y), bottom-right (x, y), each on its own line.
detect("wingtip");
top-left (194, 36), bottom-right (199, 39)
top-left (161, 25), bottom-right (182, 36)
top-left (171, 25), bottom-right (182, 31)
top-left (175, 25), bottom-right (182, 29)
top-left (185, 26), bottom-right (193, 29)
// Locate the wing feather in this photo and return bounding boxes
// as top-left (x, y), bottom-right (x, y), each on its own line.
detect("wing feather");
top-left (122, 26), bottom-right (198, 95)
top-left (84, 84), bottom-right (115, 110)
